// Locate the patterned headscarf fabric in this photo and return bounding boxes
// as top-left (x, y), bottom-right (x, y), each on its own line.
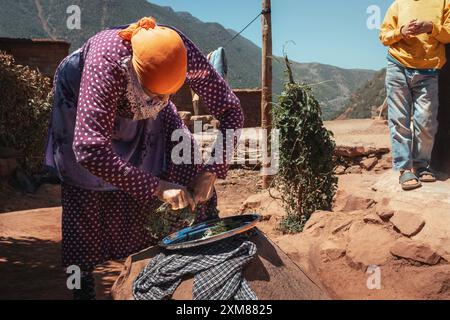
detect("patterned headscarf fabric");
top-left (119, 17), bottom-right (188, 95)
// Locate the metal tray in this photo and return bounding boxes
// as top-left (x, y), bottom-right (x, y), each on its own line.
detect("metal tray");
top-left (159, 214), bottom-right (261, 250)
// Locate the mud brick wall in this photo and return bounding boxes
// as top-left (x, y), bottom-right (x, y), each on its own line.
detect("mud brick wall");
top-left (0, 38), bottom-right (70, 78)
top-left (432, 44), bottom-right (450, 174)
top-left (173, 85), bottom-right (262, 128)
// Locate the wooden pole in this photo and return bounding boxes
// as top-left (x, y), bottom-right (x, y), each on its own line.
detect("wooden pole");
top-left (261, 0), bottom-right (273, 189)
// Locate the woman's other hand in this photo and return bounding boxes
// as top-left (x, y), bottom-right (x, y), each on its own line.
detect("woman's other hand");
top-left (188, 172), bottom-right (217, 205)
top-left (154, 180), bottom-right (195, 211)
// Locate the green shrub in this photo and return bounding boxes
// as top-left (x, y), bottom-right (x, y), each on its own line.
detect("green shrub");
top-left (273, 56), bottom-right (338, 233)
top-left (0, 51), bottom-right (53, 174)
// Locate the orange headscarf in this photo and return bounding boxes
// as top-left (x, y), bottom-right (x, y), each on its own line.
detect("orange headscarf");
top-left (118, 17), bottom-right (187, 95)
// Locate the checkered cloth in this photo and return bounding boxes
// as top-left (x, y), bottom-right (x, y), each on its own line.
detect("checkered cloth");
top-left (132, 237), bottom-right (258, 300)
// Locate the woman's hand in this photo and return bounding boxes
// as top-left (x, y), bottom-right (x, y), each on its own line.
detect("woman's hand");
top-left (154, 180), bottom-right (195, 211)
top-left (188, 172), bottom-right (217, 205)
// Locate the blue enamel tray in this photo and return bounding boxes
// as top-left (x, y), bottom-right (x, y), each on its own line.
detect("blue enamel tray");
top-left (159, 214), bottom-right (261, 250)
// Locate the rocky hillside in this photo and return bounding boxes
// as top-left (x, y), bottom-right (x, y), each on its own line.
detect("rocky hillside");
top-left (335, 69), bottom-right (386, 120)
top-left (0, 0), bottom-right (376, 119)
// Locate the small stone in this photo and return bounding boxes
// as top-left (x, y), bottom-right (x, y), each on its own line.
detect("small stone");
top-left (390, 211), bottom-right (425, 237)
top-left (379, 156), bottom-right (393, 169)
top-left (363, 213), bottom-right (383, 224)
top-left (377, 210), bottom-right (395, 222)
top-left (335, 166), bottom-right (346, 175)
top-left (345, 165), bottom-right (363, 174)
top-left (240, 194), bottom-right (263, 212)
top-left (390, 238), bottom-right (441, 265)
top-left (360, 157), bottom-right (378, 171)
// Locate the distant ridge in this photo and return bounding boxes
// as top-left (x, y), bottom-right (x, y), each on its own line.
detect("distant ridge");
top-left (0, 0), bottom-right (377, 119)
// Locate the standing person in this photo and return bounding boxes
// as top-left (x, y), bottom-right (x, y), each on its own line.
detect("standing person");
top-left (380, 0), bottom-right (450, 190)
top-left (191, 47), bottom-right (228, 115)
top-left (44, 17), bottom-right (243, 299)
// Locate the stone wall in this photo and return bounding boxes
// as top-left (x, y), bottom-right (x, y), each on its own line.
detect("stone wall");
top-left (173, 85), bottom-right (262, 128)
top-left (0, 38), bottom-right (70, 78)
top-left (432, 44), bottom-right (450, 174)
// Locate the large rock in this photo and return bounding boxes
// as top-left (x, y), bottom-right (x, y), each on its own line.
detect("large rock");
top-left (390, 238), bottom-right (442, 265)
top-left (319, 240), bottom-right (346, 262)
top-left (111, 231), bottom-right (330, 300)
top-left (346, 224), bottom-right (397, 270)
top-left (342, 195), bottom-right (376, 212)
top-left (390, 211), bottom-right (425, 237)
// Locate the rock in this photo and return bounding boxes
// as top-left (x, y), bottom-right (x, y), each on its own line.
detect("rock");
top-left (342, 195), bottom-right (376, 212)
top-left (360, 157), bottom-right (378, 171)
top-left (111, 232), bottom-right (331, 300)
top-left (331, 220), bottom-right (353, 235)
top-left (363, 213), bottom-right (383, 225)
top-left (335, 146), bottom-right (367, 158)
top-left (304, 211), bottom-right (331, 231)
top-left (390, 211), bottom-right (425, 237)
top-left (378, 156), bottom-right (393, 169)
top-left (240, 194), bottom-right (263, 211)
top-left (320, 241), bottom-right (346, 261)
top-left (390, 238), bottom-right (442, 265)
top-left (375, 198), bottom-right (394, 221)
top-left (377, 210), bottom-right (395, 222)
top-left (345, 165), bottom-right (362, 174)
top-left (335, 165), bottom-right (346, 175)
top-left (191, 115), bottom-right (214, 123)
top-left (346, 224), bottom-right (396, 270)
top-left (335, 146), bottom-right (390, 158)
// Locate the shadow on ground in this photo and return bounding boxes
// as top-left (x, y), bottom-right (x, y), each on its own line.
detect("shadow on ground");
top-left (0, 236), bottom-right (120, 300)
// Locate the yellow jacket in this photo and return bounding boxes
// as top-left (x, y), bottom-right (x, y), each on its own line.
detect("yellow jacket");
top-left (380, 0), bottom-right (450, 70)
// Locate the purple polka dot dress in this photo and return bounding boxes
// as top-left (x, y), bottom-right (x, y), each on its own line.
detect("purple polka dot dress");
top-left (44, 26), bottom-right (244, 271)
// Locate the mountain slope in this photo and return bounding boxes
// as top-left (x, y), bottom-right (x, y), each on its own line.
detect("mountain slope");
top-left (335, 69), bottom-right (386, 120)
top-left (0, 0), bottom-right (376, 119)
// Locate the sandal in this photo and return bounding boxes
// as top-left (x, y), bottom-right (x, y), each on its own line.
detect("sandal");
top-left (416, 167), bottom-right (437, 183)
top-left (399, 171), bottom-right (422, 191)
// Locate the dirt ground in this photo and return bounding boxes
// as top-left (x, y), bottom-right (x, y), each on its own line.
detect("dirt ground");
top-left (1, 119), bottom-right (449, 300)
top-left (0, 169), bottom-right (262, 300)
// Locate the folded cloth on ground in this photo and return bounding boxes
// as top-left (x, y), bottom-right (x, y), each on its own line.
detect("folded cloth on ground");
top-left (132, 237), bottom-right (258, 300)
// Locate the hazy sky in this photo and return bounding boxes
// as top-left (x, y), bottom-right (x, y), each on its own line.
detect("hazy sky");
top-left (150, 0), bottom-right (393, 71)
